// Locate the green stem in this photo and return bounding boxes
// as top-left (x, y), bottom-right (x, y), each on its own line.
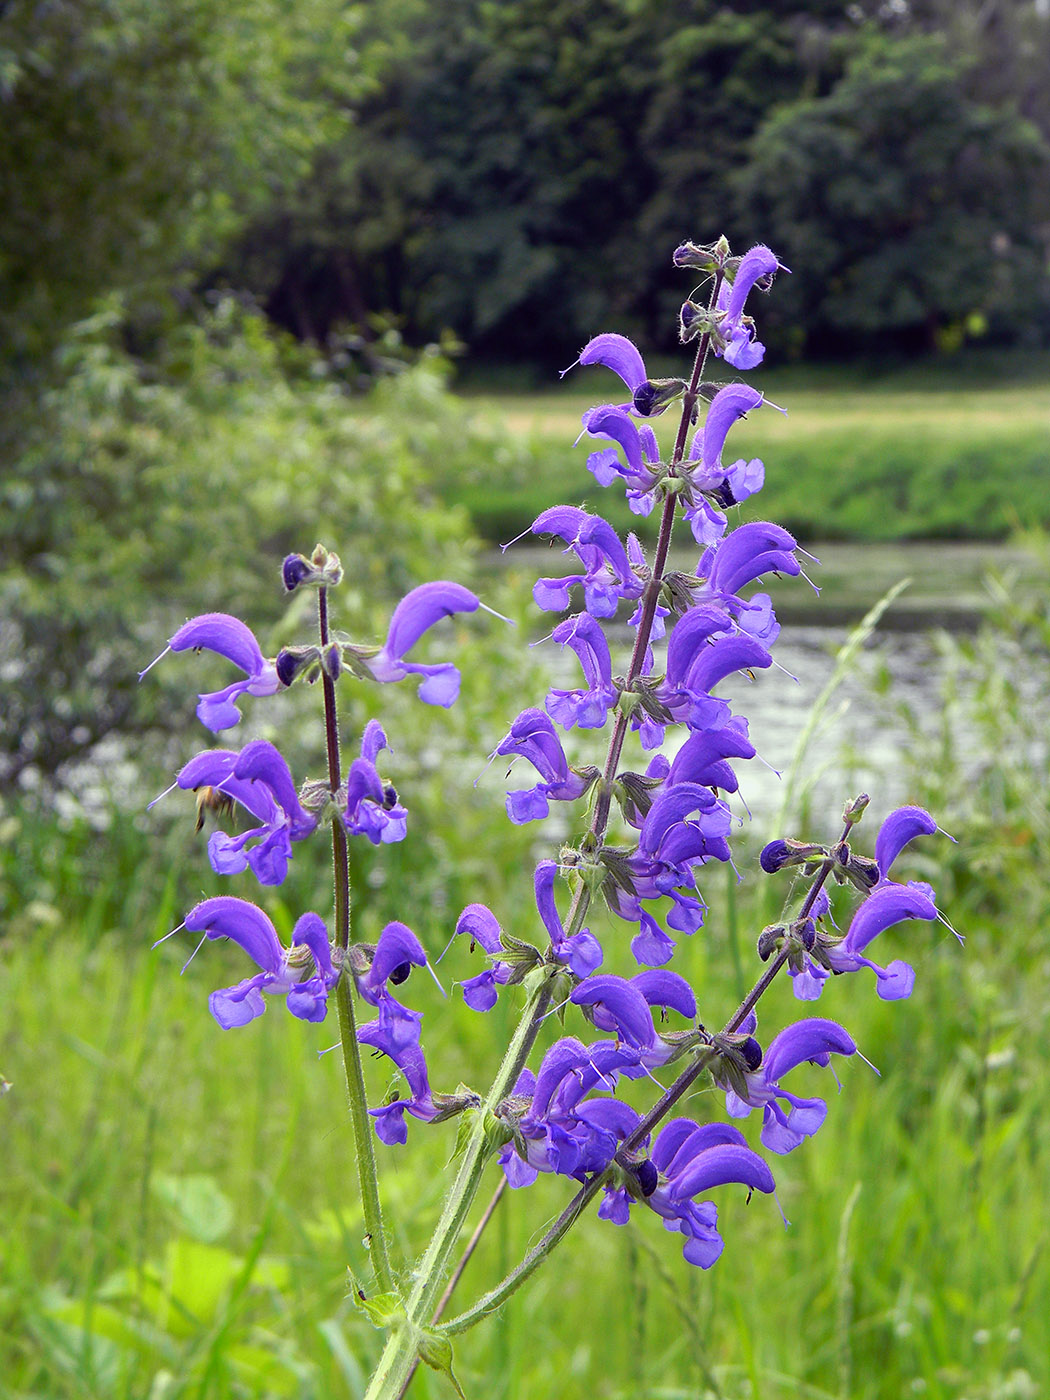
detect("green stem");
top-left (319, 586), bottom-right (395, 1296)
top-left (361, 980), bottom-right (553, 1400)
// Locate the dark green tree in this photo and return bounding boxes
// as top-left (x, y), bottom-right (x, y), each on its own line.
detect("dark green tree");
top-left (733, 32), bottom-right (1050, 352)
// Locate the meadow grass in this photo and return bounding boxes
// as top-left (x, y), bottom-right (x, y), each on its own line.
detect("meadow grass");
top-left (3, 734), bottom-right (1048, 1399)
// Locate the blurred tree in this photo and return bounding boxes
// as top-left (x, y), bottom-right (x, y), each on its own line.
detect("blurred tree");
top-left (733, 32), bottom-right (1050, 353)
top-left (0, 0), bottom-right (348, 358)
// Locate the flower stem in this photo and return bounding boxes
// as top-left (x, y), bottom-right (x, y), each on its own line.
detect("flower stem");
top-left (318, 586), bottom-right (395, 1296)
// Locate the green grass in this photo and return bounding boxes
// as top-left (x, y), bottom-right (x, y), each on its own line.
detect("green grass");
top-left (439, 358), bottom-right (1050, 545)
top-left (3, 732), bottom-right (1049, 1399)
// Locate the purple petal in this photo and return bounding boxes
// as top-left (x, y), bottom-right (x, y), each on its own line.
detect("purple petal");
top-left (699, 385), bottom-right (764, 475)
top-left (762, 1018), bottom-right (856, 1082)
top-left (843, 883), bottom-right (938, 955)
top-left (670, 1142), bottom-right (776, 1200)
top-left (365, 921), bottom-right (427, 994)
top-left (185, 896), bottom-right (283, 975)
top-left (875, 806), bottom-right (938, 879)
top-left (170, 613), bottom-right (269, 679)
top-left (209, 975), bottom-right (269, 1029)
top-left (578, 333), bottom-right (647, 392)
top-left (380, 582), bottom-right (479, 663)
top-left (571, 975), bottom-right (657, 1049)
top-left (455, 903), bottom-right (503, 954)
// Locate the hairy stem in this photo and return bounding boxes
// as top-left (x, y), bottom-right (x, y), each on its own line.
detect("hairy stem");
top-left (319, 586), bottom-right (395, 1296)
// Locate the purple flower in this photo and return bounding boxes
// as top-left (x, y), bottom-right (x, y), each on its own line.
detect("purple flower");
top-left (544, 613), bottom-right (620, 731)
top-left (579, 405), bottom-right (660, 514)
top-left (601, 1118), bottom-right (776, 1268)
top-left (344, 720), bottom-right (407, 845)
top-left (566, 333), bottom-right (648, 399)
top-left (874, 805), bottom-right (939, 884)
top-left (791, 881), bottom-right (939, 1003)
top-left (495, 708), bottom-right (598, 824)
top-left (531, 506), bottom-right (644, 618)
top-left (500, 1036), bottom-right (641, 1186)
top-left (364, 582), bottom-right (479, 706)
top-left (454, 903), bottom-right (515, 1011)
top-left (571, 970), bottom-right (697, 1067)
top-left (534, 861), bottom-right (603, 977)
top-left (715, 245), bottom-right (785, 370)
top-left (722, 1018), bottom-right (857, 1154)
top-left (357, 1030), bottom-right (438, 1146)
top-left (183, 897), bottom-right (336, 1029)
top-left (355, 920), bottom-right (429, 1050)
top-left (144, 613), bottom-right (281, 732)
top-left (663, 716), bottom-right (757, 794)
top-left (177, 740), bottom-right (317, 886)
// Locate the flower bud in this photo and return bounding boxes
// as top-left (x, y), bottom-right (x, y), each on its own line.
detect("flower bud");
top-left (275, 645), bottom-right (320, 687)
top-left (281, 544), bottom-right (344, 592)
top-left (843, 793), bottom-right (870, 826)
top-left (760, 838), bottom-right (827, 873)
top-left (632, 377), bottom-right (687, 417)
top-left (672, 237), bottom-right (729, 272)
top-left (757, 922), bottom-right (787, 960)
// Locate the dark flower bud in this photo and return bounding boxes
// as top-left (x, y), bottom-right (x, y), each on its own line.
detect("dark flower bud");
top-left (632, 377), bottom-right (687, 417)
top-left (636, 1159), bottom-right (659, 1197)
top-left (757, 923), bottom-right (786, 960)
top-left (276, 645), bottom-right (320, 687)
top-left (792, 917), bottom-right (816, 952)
top-left (281, 544), bottom-right (344, 592)
top-left (282, 554), bottom-right (314, 592)
top-left (321, 641), bottom-right (342, 681)
top-left (842, 854), bottom-right (880, 891)
top-left (740, 1035), bottom-right (763, 1071)
top-left (760, 840), bottom-right (790, 873)
top-left (760, 838), bottom-right (827, 873)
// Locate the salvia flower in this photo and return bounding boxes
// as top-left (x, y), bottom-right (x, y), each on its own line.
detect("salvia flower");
top-left (495, 707), bottom-right (599, 824)
top-left (601, 1118), bottom-right (776, 1268)
top-left (579, 404), bottom-right (660, 513)
top-left (183, 897), bottom-right (337, 1029)
top-left (453, 903), bottom-right (517, 1012)
top-left (722, 1017), bottom-right (857, 1154)
top-left (714, 244), bottom-right (785, 370)
top-left (531, 506), bottom-right (644, 618)
top-left (357, 1030), bottom-right (438, 1146)
top-left (545, 613), bottom-right (620, 731)
top-left (534, 860), bottom-right (603, 977)
top-left (343, 720), bottom-right (408, 845)
top-left (177, 739), bottom-right (317, 886)
top-left (353, 920), bottom-right (429, 1051)
top-left (143, 613), bottom-right (281, 732)
top-left (360, 581), bottom-right (479, 706)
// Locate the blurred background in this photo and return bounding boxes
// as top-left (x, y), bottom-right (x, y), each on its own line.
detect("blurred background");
top-left (2, 1), bottom-right (1049, 1397)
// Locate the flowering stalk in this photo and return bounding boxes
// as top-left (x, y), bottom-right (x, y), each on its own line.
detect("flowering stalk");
top-left (320, 585), bottom-right (396, 1295)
